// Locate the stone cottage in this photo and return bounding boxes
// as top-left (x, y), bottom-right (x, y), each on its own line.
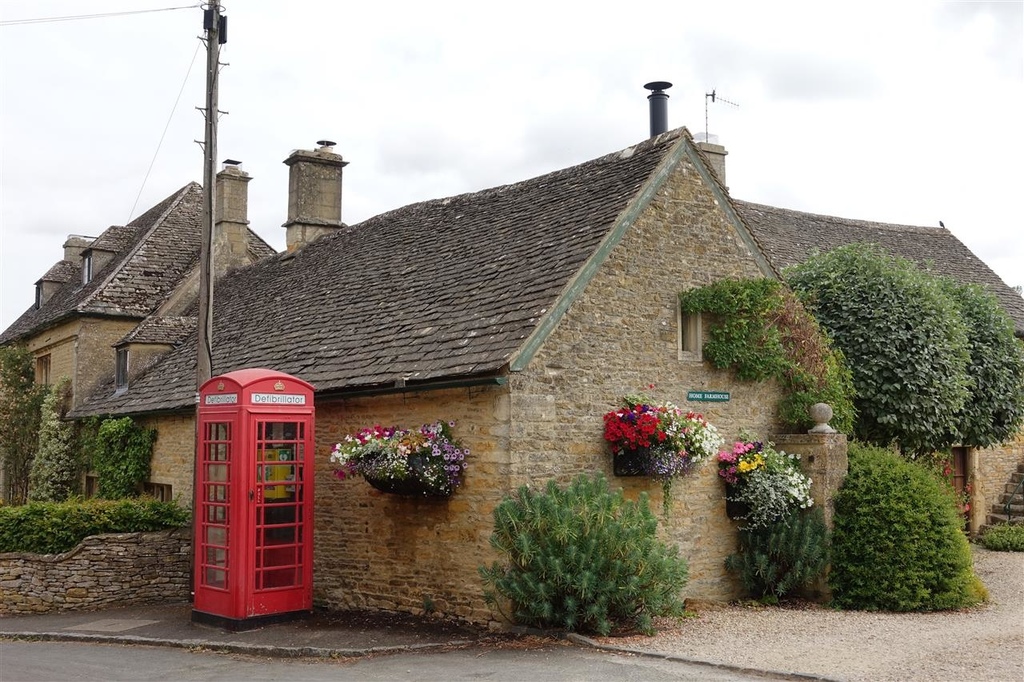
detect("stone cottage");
top-left (64, 129), bottom-right (805, 620)
top-left (0, 178), bottom-right (275, 499)
top-left (4, 124), bottom-right (1019, 621)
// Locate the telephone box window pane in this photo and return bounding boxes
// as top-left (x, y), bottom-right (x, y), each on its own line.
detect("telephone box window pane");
top-left (206, 505), bottom-right (227, 523)
top-left (206, 423), bottom-right (229, 441)
top-left (297, 444), bottom-right (304, 461)
top-left (204, 568), bottom-right (226, 589)
top-left (262, 568), bottom-right (297, 589)
top-left (205, 526), bottom-right (227, 546)
top-left (206, 484), bottom-right (227, 502)
top-left (205, 547), bottom-right (227, 567)
top-left (206, 464), bottom-right (228, 482)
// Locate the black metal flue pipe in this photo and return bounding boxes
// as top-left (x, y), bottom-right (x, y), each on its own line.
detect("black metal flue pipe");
top-left (644, 81), bottom-right (672, 137)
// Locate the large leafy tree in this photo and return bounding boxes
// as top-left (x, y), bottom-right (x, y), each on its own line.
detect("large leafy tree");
top-left (941, 280), bottom-right (1024, 447)
top-left (0, 346), bottom-right (47, 503)
top-left (786, 244), bottom-right (976, 456)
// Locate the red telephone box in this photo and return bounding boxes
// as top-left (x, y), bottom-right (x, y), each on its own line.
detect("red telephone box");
top-left (192, 369), bottom-right (315, 630)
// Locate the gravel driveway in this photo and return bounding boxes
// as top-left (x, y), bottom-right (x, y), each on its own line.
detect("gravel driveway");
top-left (588, 546), bottom-right (1023, 681)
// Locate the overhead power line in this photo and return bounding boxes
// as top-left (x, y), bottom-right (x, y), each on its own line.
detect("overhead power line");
top-left (128, 39), bottom-right (204, 222)
top-left (0, 5), bottom-right (198, 27)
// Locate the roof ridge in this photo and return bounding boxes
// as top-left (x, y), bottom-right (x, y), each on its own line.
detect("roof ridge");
top-left (735, 200), bottom-right (947, 235)
top-left (358, 129), bottom-right (688, 227)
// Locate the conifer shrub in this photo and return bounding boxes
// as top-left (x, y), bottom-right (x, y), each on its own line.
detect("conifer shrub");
top-left (479, 474), bottom-right (688, 635)
top-left (725, 507), bottom-right (830, 601)
top-left (979, 523), bottom-right (1024, 552)
top-left (829, 442), bottom-right (987, 611)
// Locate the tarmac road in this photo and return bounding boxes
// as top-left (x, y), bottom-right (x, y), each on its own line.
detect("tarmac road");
top-left (0, 640), bottom-right (791, 682)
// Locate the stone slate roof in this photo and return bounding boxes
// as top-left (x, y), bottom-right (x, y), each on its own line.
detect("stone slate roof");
top-left (0, 183), bottom-right (276, 345)
top-left (117, 316), bottom-right (196, 346)
top-left (735, 201), bottom-right (1024, 337)
top-left (72, 130), bottom-right (697, 417)
top-left (37, 259), bottom-right (78, 285)
top-left (86, 225), bottom-right (137, 254)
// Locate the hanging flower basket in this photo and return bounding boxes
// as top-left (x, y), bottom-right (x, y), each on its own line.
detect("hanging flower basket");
top-left (331, 421), bottom-right (468, 499)
top-left (612, 447), bottom-right (650, 477)
top-left (362, 452), bottom-right (454, 497)
top-left (602, 392), bottom-right (723, 512)
top-left (717, 437), bottom-right (813, 528)
top-left (724, 483), bottom-right (749, 520)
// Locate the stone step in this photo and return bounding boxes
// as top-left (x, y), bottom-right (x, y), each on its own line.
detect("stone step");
top-left (985, 513), bottom-right (1024, 527)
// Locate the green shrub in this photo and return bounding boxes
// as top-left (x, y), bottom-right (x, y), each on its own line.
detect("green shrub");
top-left (726, 507), bottom-right (830, 600)
top-left (479, 474), bottom-right (689, 635)
top-left (829, 442), bottom-right (987, 611)
top-left (29, 379), bottom-right (82, 502)
top-left (979, 523), bottom-right (1024, 552)
top-left (0, 498), bottom-right (190, 554)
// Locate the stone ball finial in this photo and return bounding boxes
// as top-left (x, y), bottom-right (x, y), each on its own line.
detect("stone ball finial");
top-left (809, 402), bottom-right (836, 434)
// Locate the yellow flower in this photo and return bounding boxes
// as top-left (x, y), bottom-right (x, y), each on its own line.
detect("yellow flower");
top-left (737, 454), bottom-right (764, 473)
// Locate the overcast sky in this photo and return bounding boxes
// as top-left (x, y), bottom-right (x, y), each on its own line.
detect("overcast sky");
top-left (1, 0), bottom-right (1021, 330)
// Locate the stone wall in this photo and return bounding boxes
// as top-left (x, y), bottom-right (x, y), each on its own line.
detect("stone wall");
top-left (143, 413), bottom-right (197, 503)
top-left (510, 153), bottom-right (786, 601)
top-left (0, 528), bottom-right (191, 615)
top-left (972, 430), bottom-right (1024, 532)
top-left (773, 433), bottom-right (849, 529)
top-left (313, 386), bottom-right (512, 624)
top-left (24, 316), bottom-right (137, 409)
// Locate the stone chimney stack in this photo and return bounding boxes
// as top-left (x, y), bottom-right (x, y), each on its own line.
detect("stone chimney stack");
top-left (214, 160), bottom-right (252, 278)
top-left (694, 133), bottom-right (728, 190)
top-left (282, 140), bottom-right (348, 251)
top-left (63, 235), bottom-right (93, 262)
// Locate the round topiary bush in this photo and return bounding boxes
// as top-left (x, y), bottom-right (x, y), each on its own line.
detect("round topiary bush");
top-left (479, 473), bottom-right (688, 635)
top-left (829, 442), bottom-right (987, 611)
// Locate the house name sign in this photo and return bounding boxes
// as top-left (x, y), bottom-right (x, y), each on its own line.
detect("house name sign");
top-left (687, 391), bottom-right (730, 403)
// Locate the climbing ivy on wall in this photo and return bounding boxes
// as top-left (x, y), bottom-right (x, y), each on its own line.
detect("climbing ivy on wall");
top-left (92, 417), bottom-right (157, 499)
top-left (679, 278), bottom-right (855, 433)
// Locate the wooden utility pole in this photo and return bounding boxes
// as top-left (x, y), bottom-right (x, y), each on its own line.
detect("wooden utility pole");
top-left (197, 1), bottom-right (225, 389)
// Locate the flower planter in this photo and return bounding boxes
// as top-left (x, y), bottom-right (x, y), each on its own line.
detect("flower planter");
top-left (363, 453), bottom-right (453, 498)
top-left (724, 484), bottom-right (748, 520)
top-left (613, 448), bottom-right (649, 477)
top-left (364, 474), bottom-right (451, 498)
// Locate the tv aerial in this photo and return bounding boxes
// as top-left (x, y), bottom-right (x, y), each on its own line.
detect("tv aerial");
top-left (704, 89), bottom-right (739, 142)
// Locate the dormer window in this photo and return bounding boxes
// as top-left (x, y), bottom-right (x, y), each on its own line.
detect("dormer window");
top-left (115, 347), bottom-right (129, 391)
top-left (82, 252), bottom-right (93, 285)
top-left (35, 282), bottom-right (43, 309)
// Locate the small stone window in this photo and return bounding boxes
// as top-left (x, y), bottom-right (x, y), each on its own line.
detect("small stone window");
top-left (115, 348), bottom-right (129, 391)
top-left (678, 308), bottom-right (702, 361)
top-left (34, 283), bottom-right (43, 309)
top-left (143, 482), bottom-right (173, 501)
top-left (35, 354), bottom-right (51, 385)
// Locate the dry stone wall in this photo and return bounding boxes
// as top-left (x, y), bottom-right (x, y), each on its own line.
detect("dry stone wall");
top-left (0, 528), bottom-right (191, 615)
